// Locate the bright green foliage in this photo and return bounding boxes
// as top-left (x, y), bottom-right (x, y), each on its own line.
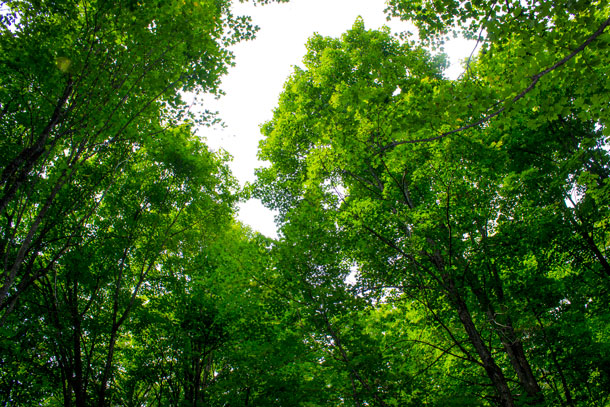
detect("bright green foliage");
top-left (385, 0), bottom-right (608, 46)
top-left (108, 224), bottom-right (321, 406)
top-left (0, 0), bottom-right (287, 406)
top-left (256, 18), bottom-right (610, 407)
top-left (0, 123), bottom-right (238, 405)
top-left (0, 0), bottom-right (242, 315)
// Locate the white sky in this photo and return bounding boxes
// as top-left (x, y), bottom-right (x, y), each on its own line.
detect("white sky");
top-left (200, 0), bottom-right (475, 238)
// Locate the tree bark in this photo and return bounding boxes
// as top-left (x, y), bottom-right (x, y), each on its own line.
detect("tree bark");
top-left (450, 287), bottom-right (515, 407)
top-left (469, 268), bottom-right (543, 404)
top-left (431, 251), bottom-right (515, 407)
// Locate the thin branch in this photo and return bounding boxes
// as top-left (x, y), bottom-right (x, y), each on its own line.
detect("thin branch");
top-left (380, 16), bottom-right (610, 150)
top-left (458, 10), bottom-right (490, 81)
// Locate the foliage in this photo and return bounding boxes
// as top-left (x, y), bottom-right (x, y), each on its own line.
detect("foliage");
top-left (2, 0), bottom-right (610, 406)
top-left (256, 14), bottom-right (610, 407)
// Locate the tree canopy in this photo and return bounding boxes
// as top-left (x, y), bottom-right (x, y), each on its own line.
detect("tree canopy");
top-left (2, 0), bottom-right (610, 406)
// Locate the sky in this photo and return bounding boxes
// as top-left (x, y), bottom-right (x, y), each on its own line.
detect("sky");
top-left (200, 0), bottom-right (475, 238)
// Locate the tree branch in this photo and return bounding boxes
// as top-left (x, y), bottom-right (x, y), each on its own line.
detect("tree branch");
top-left (380, 16), bottom-right (610, 151)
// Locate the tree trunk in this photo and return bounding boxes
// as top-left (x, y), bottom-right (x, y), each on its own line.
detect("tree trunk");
top-left (469, 268), bottom-right (543, 404)
top-left (0, 79), bottom-right (73, 214)
top-left (451, 290), bottom-right (515, 407)
top-left (434, 254), bottom-right (515, 407)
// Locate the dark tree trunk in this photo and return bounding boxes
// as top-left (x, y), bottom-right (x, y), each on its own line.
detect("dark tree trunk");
top-left (451, 288), bottom-right (515, 407)
top-left (432, 251), bottom-right (515, 407)
top-left (469, 267), bottom-right (544, 404)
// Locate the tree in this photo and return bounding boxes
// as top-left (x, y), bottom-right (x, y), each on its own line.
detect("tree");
top-left (0, 123), bottom-right (237, 406)
top-left (383, 0), bottom-right (610, 146)
top-left (0, 0), bottom-right (268, 317)
top-left (256, 19), bottom-right (610, 406)
top-left (0, 0), bottom-right (288, 405)
top-left (4, 1), bottom-right (610, 406)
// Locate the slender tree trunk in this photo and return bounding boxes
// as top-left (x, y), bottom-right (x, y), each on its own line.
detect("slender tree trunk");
top-left (0, 168), bottom-right (71, 306)
top-left (97, 324), bottom-right (118, 407)
top-left (504, 337), bottom-right (543, 403)
top-left (0, 79), bottom-right (74, 214)
top-left (490, 267), bottom-right (543, 404)
top-left (192, 343), bottom-right (203, 407)
top-left (451, 290), bottom-right (515, 407)
top-left (365, 225), bottom-right (516, 406)
top-left (61, 367), bottom-right (73, 407)
top-left (534, 312), bottom-right (575, 407)
top-left (434, 255), bottom-right (515, 407)
top-left (71, 279), bottom-right (86, 407)
top-left (244, 386), bottom-right (251, 407)
top-left (469, 270), bottom-right (543, 404)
